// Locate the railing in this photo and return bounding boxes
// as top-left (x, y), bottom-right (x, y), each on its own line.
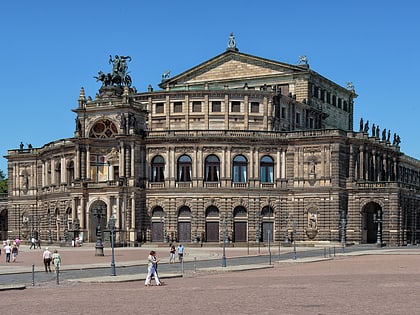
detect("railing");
top-left (204, 182), bottom-right (220, 188)
top-left (355, 181), bottom-right (400, 189)
top-left (149, 182), bottom-right (165, 189)
top-left (146, 129), bottom-right (346, 140)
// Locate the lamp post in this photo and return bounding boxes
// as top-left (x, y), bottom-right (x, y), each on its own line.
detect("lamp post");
top-left (108, 215), bottom-right (116, 276)
top-left (47, 213), bottom-right (52, 243)
top-left (293, 220), bottom-right (297, 260)
top-left (340, 216), bottom-right (346, 254)
top-left (374, 209), bottom-right (382, 247)
top-left (255, 212), bottom-right (261, 254)
top-left (221, 216), bottom-right (227, 267)
top-left (268, 227), bottom-right (272, 265)
top-left (160, 214), bottom-right (168, 243)
top-left (92, 204), bottom-right (106, 256)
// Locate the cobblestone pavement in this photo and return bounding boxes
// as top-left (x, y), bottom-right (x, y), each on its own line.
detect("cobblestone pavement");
top-left (1, 247), bottom-right (420, 315)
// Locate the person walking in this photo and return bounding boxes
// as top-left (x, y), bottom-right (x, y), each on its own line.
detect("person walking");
top-left (52, 249), bottom-right (61, 272)
top-left (4, 243), bottom-right (12, 263)
top-left (144, 250), bottom-right (161, 286)
top-left (11, 244), bottom-right (18, 262)
top-left (42, 247), bottom-right (52, 272)
top-left (169, 244), bottom-right (176, 263)
top-left (177, 244), bottom-right (184, 262)
top-left (29, 237), bottom-right (36, 250)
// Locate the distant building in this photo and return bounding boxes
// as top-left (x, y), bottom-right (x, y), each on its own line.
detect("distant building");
top-left (4, 36), bottom-right (420, 246)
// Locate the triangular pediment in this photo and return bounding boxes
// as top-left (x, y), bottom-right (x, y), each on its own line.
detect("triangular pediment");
top-left (159, 50), bottom-right (308, 88)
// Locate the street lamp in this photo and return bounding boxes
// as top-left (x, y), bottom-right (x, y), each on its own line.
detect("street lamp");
top-left (221, 216), bottom-right (227, 267)
top-left (92, 204), bottom-right (106, 256)
top-left (293, 220), bottom-right (297, 260)
top-left (374, 209), bottom-right (382, 247)
top-left (47, 213), bottom-right (52, 243)
top-left (268, 226), bottom-right (272, 265)
top-left (284, 212), bottom-right (289, 243)
top-left (256, 213), bottom-right (261, 254)
top-left (340, 216), bottom-right (346, 253)
top-left (160, 214), bottom-right (168, 243)
top-left (108, 215), bottom-right (116, 276)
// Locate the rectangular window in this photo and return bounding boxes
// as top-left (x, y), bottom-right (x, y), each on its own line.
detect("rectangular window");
top-left (251, 102), bottom-right (259, 113)
top-left (156, 103), bottom-right (164, 114)
top-left (338, 98), bottom-right (342, 109)
top-left (281, 107), bottom-right (286, 119)
top-left (296, 112), bottom-right (301, 125)
top-left (174, 101), bottom-right (183, 113)
top-left (212, 101), bottom-right (221, 112)
top-left (309, 118), bottom-right (314, 129)
top-left (231, 101), bottom-right (241, 112)
top-left (192, 101), bottom-right (202, 112)
top-left (90, 155), bottom-right (108, 182)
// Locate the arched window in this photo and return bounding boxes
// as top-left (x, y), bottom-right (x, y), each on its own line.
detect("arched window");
top-left (67, 160), bottom-right (74, 185)
top-left (205, 155), bottom-right (220, 182)
top-left (177, 155), bottom-right (192, 182)
top-left (151, 156), bottom-right (165, 182)
top-left (260, 156), bottom-right (274, 183)
top-left (233, 155), bottom-right (247, 183)
top-left (55, 161), bottom-right (61, 185)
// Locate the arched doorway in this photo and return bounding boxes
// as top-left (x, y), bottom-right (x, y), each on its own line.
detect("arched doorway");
top-left (151, 206), bottom-right (165, 242)
top-left (261, 205), bottom-right (274, 242)
top-left (362, 201), bottom-right (382, 244)
top-left (0, 207), bottom-right (7, 240)
top-left (89, 200), bottom-right (108, 242)
top-left (205, 206), bottom-right (219, 242)
top-left (233, 206), bottom-right (247, 242)
top-left (177, 206), bottom-right (191, 242)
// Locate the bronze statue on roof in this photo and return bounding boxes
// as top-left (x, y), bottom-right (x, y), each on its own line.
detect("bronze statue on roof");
top-left (94, 55), bottom-right (132, 87)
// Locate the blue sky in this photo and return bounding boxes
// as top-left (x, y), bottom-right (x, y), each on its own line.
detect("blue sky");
top-left (1, 1), bottom-right (419, 175)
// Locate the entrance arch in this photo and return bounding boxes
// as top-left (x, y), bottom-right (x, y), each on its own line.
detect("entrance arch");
top-left (151, 206), bottom-right (164, 242)
top-left (362, 201), bottom-right (382, 244)
top-left (261, 205), bottom-right (274, 242)
top-left (205, 206), bottom-right (219, 242)
top-left (233, 206), bottom-right (247, 242)
top-left (89, 200), bottom-right (108, 242)
top-left (177, 206), bottom-right (191, 242)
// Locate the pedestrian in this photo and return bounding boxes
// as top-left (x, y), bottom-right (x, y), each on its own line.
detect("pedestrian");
top-left (169, 244), bottom-right (176, 263)
top-left (42, 247), bottom-right (52, 272)
top-left (29, 237), bottom-right (36, 250)
top-left (177, 243), bottom-right (184, 262)
top-left (36, 238), bottom-right (41, 249)
top-left (52, 249), bottom-right (61, 272)
top-left (14, 238), bottom-right (20, 248)
top-left (4, 243), bottom-right (12, 263)
top-left (11, 244), bottom-right (18, 262)
top-left (144, 250), bottom-right (161, 286)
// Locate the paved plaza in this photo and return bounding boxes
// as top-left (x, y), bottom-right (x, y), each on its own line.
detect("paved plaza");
top-left (1, 245), bottom-right (420, 314)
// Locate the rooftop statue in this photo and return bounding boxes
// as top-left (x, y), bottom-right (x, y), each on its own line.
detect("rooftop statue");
top-left (94, 55), bottom-right (132, 87)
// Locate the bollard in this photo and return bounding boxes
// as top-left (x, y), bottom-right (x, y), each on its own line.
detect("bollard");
top-left (32, 264), bottom-right (35, 286)
top-left (56, 266), bottom-right (60, 285)
top-left (324, 247), bottom-right (327, 258)
top-left (181, 259), bottom-right (184, 276)
top-left (334, 246), bottom-right (336, 257)
top-left (193, 257), bottom-right (196, 273)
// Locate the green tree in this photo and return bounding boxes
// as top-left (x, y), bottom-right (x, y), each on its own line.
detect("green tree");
top-left (0, 170), bottom-right (8, 194)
